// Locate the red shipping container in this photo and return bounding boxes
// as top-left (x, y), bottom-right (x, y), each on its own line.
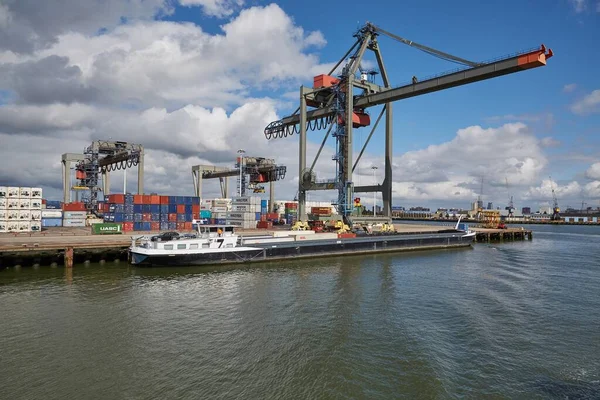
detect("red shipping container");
top-left (160, 196), bottom-right (170, 205)
top-left (42, 199), bottom-right (47, 204)
top-left (338, 233), bottom-right (356, 239)
top-left (176, 222), bottom-right (185, 230)
top-left (257, 221), bottom-right (273, 229)
top-left (192, 204), bottom-right (200, 214)
top-left (134, 195), bottom-right (144, 204)
top-left (176, 204), bottom-right (185, 214)
top-left (107, 194), bottom-right (125, 204)
top-left (63, 202), bottom-right (86, 211)
top-left (122, 222), bottom-right (134, 232)
top-left (193, 212), bottom-right (199, 220)
top-left (142, 213), bottom-right (152, 222)
top-left (184, 222), bottom-right (192, 231)
top-left (143, 195), bottom-right (152, 204)
top-left (150, 195), bottom-right (160, 205)
top-left (168, 213), bottom-right (177, 222)
top-left (151, 222), bottom-right (160, 231)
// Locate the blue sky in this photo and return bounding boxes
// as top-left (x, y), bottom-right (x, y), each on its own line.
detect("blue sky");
top-left (0, 0), bottom-right (599, 209)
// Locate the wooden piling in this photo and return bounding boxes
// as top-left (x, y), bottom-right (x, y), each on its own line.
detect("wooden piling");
top-left (64, 247), bottom-right (74, 268)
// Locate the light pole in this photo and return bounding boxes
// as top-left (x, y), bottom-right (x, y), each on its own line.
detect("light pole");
top-left (237, 149), bottom-right (245, 197)
top-left (371, 166), bottom-right (378, 215)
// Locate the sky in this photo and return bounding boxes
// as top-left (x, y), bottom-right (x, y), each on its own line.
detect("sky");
top-left (0, 0), bottom-right (599, 211)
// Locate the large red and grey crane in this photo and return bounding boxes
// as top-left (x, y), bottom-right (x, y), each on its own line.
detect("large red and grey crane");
top-left (263, 22), bottom-right (553, 220)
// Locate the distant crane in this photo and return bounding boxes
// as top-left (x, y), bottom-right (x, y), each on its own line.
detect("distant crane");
top-left (549, 176), bottom-right (561, 221)
top-left (505, 177), bottom-right (515, 217)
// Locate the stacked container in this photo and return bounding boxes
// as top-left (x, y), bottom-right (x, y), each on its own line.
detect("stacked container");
top-left (211, 198), bottom-right (230, 225)
top-left (284, 202), bottom-right (298, 225)
top-left (0, 186), bottom-right (42, 232)
top-left (227, 197), bottom-right (261, 229)
top-left (103, 194), bottom-right (199, 232)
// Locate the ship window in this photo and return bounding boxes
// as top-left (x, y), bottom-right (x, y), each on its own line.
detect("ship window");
top-left (202, 243), bottom-right (210, 248)
top-left (164, 244), bottom-right (173, 250)
top-left (177, 244), bottom-right (186, 249)
top-left (190, 244), bottom-right (198, 249)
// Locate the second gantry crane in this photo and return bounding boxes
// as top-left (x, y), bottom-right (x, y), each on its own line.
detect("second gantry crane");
top-left (263, 22), bottom-right (553, 220)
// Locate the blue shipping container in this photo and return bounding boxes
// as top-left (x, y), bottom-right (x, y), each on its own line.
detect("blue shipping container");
top-left (125, 194), bottom-right (134, 204)
top-left (261, 199), bottom-right (268, 207)
top-left (42, 218), bottom-right (63, 227)
top-left (184, 204), bottom-right (192, 214)
top-left (104, 213), bottom-right (114, 222)
top-left (134, 222), bottom-right (144, 231)
top-left (177, 214), bottom-right (186, 222)
top-left (142, 222), bottom-right (151, 231)
top-left (185, 213), bottom-right (193, 222)
top-left (261, 207), bottom-right (268, 214)
top-left (113, 213), bottom-right (124, 222)
top-left (124, 214), bottom-right (134, 222)
top-left (192, 197), bottom-right (200, 205)
top-left (46, 200), bottom-right (62, 209)
top-left (168, 222), bottom-right (177, 230)
top-left (124, 204), bottom-right (134, 214)
top-left (151, 213), bottom-right (160, 221)
top-left (216, 219), bottom-right (226, 225)
top-left (150, 205), bottom-right (160, 213)
top-left (134, 213), bottom-right (143, 222)
top-left (160, 222), bottom-right (169, 231)
top-left (200, 210), bottom-right (212, 218)
top-left (168, 204), bottom-right (177, 214)
top-left (160, 213), bottom-right (169, 222)
top-left (176, 196), bottom-right (185, 205)
top-left (133, 204), bottom-right (143, 213)
top-left (160, 204), bottom-right (169, 214)
top-left (109, 204), bottom-right (125, 213)
top-left (255, 212), bottom-right (261, 220)
top-left (169, 196), bottom-right (177, 204)
top-left (142, 204), bottom-right (151, 213)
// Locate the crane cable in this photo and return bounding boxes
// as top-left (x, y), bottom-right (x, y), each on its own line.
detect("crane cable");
top-left (371, 25), bottom-right (483, 68)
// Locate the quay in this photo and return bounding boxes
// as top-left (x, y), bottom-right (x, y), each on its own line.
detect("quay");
top-left (0, 223), bottom-right (466, 268)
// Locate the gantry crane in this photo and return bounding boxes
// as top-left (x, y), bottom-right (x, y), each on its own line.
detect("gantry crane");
top-left (505, 177), bottom-right (515, 217)
top-left (263, 22), bottom-right (553, 220)
top-left (191, 156), bottom-right (286, 212)
top-left (68, 141), bottom-right (144, 214)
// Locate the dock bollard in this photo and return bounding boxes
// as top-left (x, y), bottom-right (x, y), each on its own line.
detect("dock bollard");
top-left (65, 247), bottom-right (74, 268)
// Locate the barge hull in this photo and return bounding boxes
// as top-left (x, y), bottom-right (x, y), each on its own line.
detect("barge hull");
top-left (132, 233), bottom-right (473, 267)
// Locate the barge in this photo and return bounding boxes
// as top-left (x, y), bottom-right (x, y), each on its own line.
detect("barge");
top-left (129, 223), bottom-right (476, 267)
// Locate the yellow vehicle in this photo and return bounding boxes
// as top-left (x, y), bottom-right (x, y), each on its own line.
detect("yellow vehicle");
top-left (291, 221), bottom-right (310, 231)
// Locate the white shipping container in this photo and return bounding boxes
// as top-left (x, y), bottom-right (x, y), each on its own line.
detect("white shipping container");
top-left (30, 210), bottom-right (41, 220)
top-left (273, 230), bottom-right (316, 237)
top-left (7, 199), bottom-right (19, 209)
top-left (63, 211), bottom-right (87, 219)
top-left (7, 187), bottom-right (20, 197)
top-left (232, 204), bottom-right (251, 212)
top-left (6, 210), bottom-right (19, 220)
top-left (18, 221), bottom-right (31, 232)
top-left (242, 237), bottom-right (295, 245)
top-left (296, 232), bottom-right (338, 241)
top-left (0, 209), bottom-right (6, 220)
top-left (0, 198), bottom-right (6, 208)
top-left (6, 221), bottom-right (18, 232)
top-left (212, 212), bottom-right (227, 219)
top-left (19, 187), bottom-right (31, 198)
top-left (30, 199), bottom-right (42, 209)
top-left (0, 221), bottom-right (6, 233)
top-left (86, 218), bottom-right (104, 226)
top-left (62, 218), bottom-right (86, 227)
top-left (41, 210), bottom-right (63, 218)
top-left (0, 186), bottom-right (6, 198)
top-left (30, 221), bottom-right (41, 232)
top-left (226, 220), bottom-right (256, 229)
top-left (211, 206), bottom-right (228, 213)
top-left (227, 212), bottom-right (255, 220)
top-left (19, 199), bottom-right (30, 209)
top-left (31, 188), bottom-right (42, 198)
top-left (19, 210), bottom-right (31, 220)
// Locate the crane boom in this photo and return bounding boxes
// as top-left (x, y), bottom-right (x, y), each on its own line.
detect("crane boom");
top-left (265, 45), bottom-right (553, 136)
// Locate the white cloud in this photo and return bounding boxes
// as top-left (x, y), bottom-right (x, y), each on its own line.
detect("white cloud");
top-left (541, 137), bottom-right (561, 147)
top-left (569, 0), bottom-right (587, 13)
top-left (523, 178), bottom-right (581, 201)
top-left (563, 83), bottom-right (577, 93)
top-left (584, 181), bottom-right (600, 198)
top-left (571, 89), bottom-right (600, 115)
top-left (586, 162), bottom-right (600, 180)
top-left (179, 0), bottom-right (244, 17)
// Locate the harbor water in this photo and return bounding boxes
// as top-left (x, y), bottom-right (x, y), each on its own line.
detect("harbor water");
top-left (1, 224), bottom-right (599, 399)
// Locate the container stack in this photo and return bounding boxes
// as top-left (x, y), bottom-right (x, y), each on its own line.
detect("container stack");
top-left (0, 186), bottom-right (42, 233)
top-left (103, 194), bottom-right (199, 232)
top-left (62, 201), bottom-right (87, 227)
top-left (284, 202), bottom-right (298, 225)
top-left (227, 197), bottom-right (261, 229)
top-left (211, 198), bottom-right (229, 225)
top-left (261, 199), bottom-right (268, 215)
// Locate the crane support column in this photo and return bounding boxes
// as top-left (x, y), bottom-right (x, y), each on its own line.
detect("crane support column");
top-left (137, 147), bottom-right (144, 195)
top-left (62, 161), bottom-right (69, 204)
top-left (269, 180), bottom-right (275, 213)
top-left (344, 77), bottom-right (354, 213)
top-left (298, 86), bottom-right (308, 220)
top-left (102, 170), bottom-right (110, 195)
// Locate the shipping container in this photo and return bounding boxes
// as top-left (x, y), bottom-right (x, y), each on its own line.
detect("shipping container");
top-left (134, 222), bottom-right (144, 231)
top-left (63, 211), bottom-right (87, 219)
top-left (30, 210), bottom-right (41, 220)
top-left (177, 214), bottom-right (186, 222)
top-left (176, 222), bottom-right (185, 230)
top-left (142, 213), bottom-right (152, 222)
top-left (91, 223), bottom-right (122, 235)
top-left (124, 214), bottom-right (134, 222)
top-left (104, 213), bottom-right (115, 222)
top-left (6, 221), bottom-right (18, 232)
top-left (134, 213), bottom-right (143, 222)
top-left (211, 206), bottom-right (228, 213)
top-left (150, 195), bottom-right (161, 205)
top-left (7, 199), bottom-right (19, 209)
top-left (106, 194), bottom-right (125, 204)
top-left (63, 219), bottom-right (86, 227)
top-left (168, 213), bottom-right (177, 222)
top-left (19, 187), bottom-right (31, 198)
top-left (124, 194), bottom-right (134, 204)
top-left (41, 210), bottom-right (63, 218)
top-left (63, 202), bottom-right (86, 211)
top-left (109, 204), bottom-right (125, 213)
top-left (176, 204), bottom-right (185, 214)
top-left (150, 205), bottom-right (160, 214)
top-left (0, 198), bottom-right (6, 208)
top-left (168, 204), bottom-right (177, 214)
top-left (200, 210), bottom-right (212, 218)
top-left (143, 222), bottom-right (151, 231)
top-left (19, 210), bottom-right (31, 220)
top-left (41, 218), bottom-right (63, 227)
top-left (7, 210), bottom-right (19, 220)
top-left (18, 221), bottom-right (31, 231)
top-left (30, 199), bottom-right (42, 209)
top-left (160, 213), bottom-right (169, 222)
top-left (0, 209), bottom-right (6, 220)
top-left (192, 204), bottom-right (200, 214)
top-left (142, 195), bottom-right (151, 204)
top-left (160, 222), bottom-right (169, 231)
top-left (142, 204), bottom-right (151, 213)
top-left (151, 222), bottom-right (160, 231)
top-left (113, 213), bottom-right (124, 222)
top-left (226, 220), bottom-right (256, 228)
top-left (19, 199), bottom-right (30, 209)
top-left (7, 187), bottom-right (20, 197)
top-left (133, 204), bottom-right (143, 213)
top-left (160, 204), bottom-right (169, 214)
top-left (255, 212), bottom-right (261, 220)
top-left (160, 196), bottom-right (170, 205)
top-left (45, 200), bottom-right (62, 209)
top-left (168, 222), bottom-right (177, 230)
top-left (215, 218), bottom-right (227, 225)
top-left (122, 222), bottom-right (134, 232)
top-left (124, 204), bottom-right (134, 214)
top-left (0, 186), bottom-right (7, 198)
top-left (150, 213), bottom-right (159, 221)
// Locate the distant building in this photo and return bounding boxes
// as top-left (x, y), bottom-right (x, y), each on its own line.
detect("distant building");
top-left (562, 213), bottom-right (600, 223)
top-left (487, 202), bottom-right (493, 210)
top-left (522, 207), bottom-right (531, 215)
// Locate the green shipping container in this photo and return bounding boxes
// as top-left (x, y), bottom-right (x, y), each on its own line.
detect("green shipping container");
top-left (91, 223), bottom-right (123, 235)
